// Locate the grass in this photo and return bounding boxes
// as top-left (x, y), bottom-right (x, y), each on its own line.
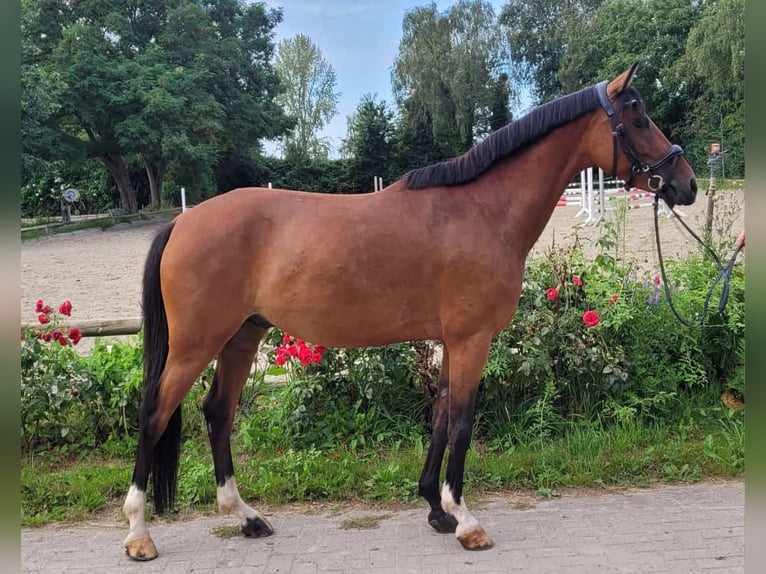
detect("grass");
top-left (337, 514), bottom-right (393, 530)
top-left (20, 413), bottom-right (743, 527)
top-left (211, 525), bottom-right (243, 539)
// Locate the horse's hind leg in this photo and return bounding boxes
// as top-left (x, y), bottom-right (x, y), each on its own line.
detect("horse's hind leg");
top-left (418, 346), bottom-right (458, 533)
top-left (123, 352), bottom-right (213, 560)
top-left (203, 318), bottom-right (273, 538)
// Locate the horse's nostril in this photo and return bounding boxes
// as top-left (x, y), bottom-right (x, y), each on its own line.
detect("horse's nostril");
top-left (690, 178), bottom-right (698, 193)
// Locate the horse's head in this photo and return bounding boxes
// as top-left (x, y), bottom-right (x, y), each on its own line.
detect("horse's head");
top-left (590, 62), bottom-right (697, 207)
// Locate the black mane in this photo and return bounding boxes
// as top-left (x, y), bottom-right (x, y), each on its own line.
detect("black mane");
top-left (404, 84), bottom-right (602, 189)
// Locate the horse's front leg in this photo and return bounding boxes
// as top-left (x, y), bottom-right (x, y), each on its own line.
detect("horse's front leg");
top-left (440, 335), bottom-right (494, 550)
top-left (418, 347), bottom-right (459, 533)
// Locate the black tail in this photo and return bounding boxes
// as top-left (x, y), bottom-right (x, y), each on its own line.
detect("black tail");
top-left (138, 222), bottom-right (179, 515)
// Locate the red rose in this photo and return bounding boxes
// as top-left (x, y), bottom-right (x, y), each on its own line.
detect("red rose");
top-left (311, 352), bottom-right (323, 364)
top-left (546, 287), bottom-right (558, 301)
top-left (51, 330), bottom-right (62, 340)
top-left (572, 276), bottom-right (583, 288)
top-left (314, 346), bottom-right (327, 354)
top-left (68, 327), bottom-right (82, 345)
top-left (609, 294), bottom-right (619, 305)
top-left (42, 332), bottom-right (52, 342)
top-left (298, 346), bottom-right (313, 364)
top-left (58, 336), bottom-right (69, 346)
top-left (287, 345), bottom-right (298, 357)
top-left (275, 353), bottom-right (287, 366)
top-left (38, 313), bottom-right (50, 325)
top-left (282, 333), bottom-right (292, 345)
top-left (35, 299), bottom-right (44, 313)
top-left (582, 310), bottom-right (600, 327)
top-left (42, 305), bottom-right (51, 314)
top-left (58, 300), bottom-right (73, 316)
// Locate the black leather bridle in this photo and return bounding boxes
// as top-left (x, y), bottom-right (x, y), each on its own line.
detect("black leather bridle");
top-left (594, 80), bottom-right (741, 326)
top-left (595, 80), bottom-right (684, 195)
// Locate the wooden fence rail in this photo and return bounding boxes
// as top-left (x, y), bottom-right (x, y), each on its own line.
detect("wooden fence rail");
top-left (21, 317), bottom-right (143, 337)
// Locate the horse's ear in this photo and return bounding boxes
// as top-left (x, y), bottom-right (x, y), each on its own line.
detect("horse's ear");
top-left (607, 62), bottom-right (639, 99)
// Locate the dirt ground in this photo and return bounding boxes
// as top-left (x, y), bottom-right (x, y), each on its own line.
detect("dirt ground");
top-left (20, 188), bottom-right (744, 348)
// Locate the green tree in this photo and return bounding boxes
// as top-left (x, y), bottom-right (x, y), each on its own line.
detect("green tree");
top-left (22, 0), bottom-right (290, 214)
top-left (274, 34), bottom-right (340, 163)
top-left (557, 0), bottom-right (702, 143)
top-left (489, 72), bottom-right (512, 132)
top-left (391, 96), bottom-right (444, 176)
top-left (342, 94), bottom-right (395, 193)
top-left (393, 0), bottom-right (507, 156)
top-left (500, 0), bottom-right (604, 102)
top-left (671, 0), bottom-right (744, 177)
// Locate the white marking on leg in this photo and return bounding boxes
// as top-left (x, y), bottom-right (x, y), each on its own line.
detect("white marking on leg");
top-left (441, 482), bottom-right (480, 539)
top-left (217, 477), bottom-right (272, 528)
top-left (123, 485), bottom-right (150, 544)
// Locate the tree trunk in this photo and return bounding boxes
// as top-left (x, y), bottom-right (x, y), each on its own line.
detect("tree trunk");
top-left (144, 159), bottom-right (166, 210)
top-left (101, 153), bottom-right (139, 214)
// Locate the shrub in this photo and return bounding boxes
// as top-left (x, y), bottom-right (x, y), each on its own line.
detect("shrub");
top-left (246, 332), bottom-right (429, 451)
top-left (478, 242), bottom-right (745, 444)
top-left (20, 299), bottom-right (142, 453)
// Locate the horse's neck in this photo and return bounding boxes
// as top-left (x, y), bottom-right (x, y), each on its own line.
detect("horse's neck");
top-left (481, 115), bottom-right (597, 255)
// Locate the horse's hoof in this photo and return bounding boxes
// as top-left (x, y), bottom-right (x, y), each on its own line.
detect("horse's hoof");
top-left (428, 510), bottom-right (458, 533)
top-left (242, 515), bottom-right (274, 538)
top-left (457, 525), bottom-right (494, 550)
top-left (124, 535), bottom-right (158, 561)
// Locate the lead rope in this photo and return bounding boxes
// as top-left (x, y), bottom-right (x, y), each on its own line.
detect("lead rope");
top-left (652, 195), bottom-right (743, 327)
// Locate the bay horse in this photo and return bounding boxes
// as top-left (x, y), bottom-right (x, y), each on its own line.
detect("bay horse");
top-left (123, 63), bottom-right (697, 560)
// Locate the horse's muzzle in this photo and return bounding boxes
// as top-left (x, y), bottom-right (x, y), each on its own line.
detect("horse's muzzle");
top-left (661, 176), bottom-right (697, 208)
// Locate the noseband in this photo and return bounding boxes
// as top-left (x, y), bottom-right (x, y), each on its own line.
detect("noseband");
top-left (595, 81), bottom-right (684, 194)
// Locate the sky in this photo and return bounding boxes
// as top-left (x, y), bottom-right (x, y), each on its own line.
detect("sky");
top-left (264, 0), bottom-right (511, 158)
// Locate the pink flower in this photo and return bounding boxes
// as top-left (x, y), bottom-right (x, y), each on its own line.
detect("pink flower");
top-left (582, 310), bottom-right (601, 327)
top-left (282, 333), bottom-right (293, 345)
top-left (546, 287), bottom-right (558, 301)
top-left (572, 276), bottom-right (583, 288)
top-left (653, 274), bottom-right (661, 286)
top-left (275, 353), bottom-right (287, 366)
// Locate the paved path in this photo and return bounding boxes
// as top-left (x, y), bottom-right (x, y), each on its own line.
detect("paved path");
top-left (21, 481), bottom-right (743, 573)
